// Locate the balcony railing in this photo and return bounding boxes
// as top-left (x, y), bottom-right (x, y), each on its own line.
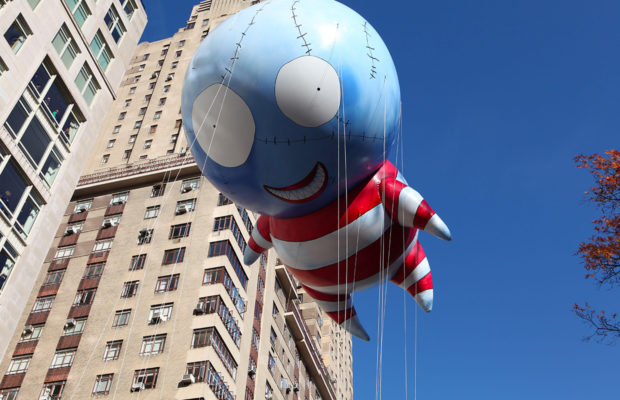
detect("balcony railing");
top-left (77, 153), bottom-right (196, 187)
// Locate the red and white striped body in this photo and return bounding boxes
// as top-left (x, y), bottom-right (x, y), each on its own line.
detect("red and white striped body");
top-left (244, 161), bottom-right (450, 340)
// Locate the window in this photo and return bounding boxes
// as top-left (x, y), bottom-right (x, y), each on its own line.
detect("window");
top-left (73, 288), bottom-right (96, 306)
top-left (129, 254), bottom-right (146, 271)
top-left (181, 177), bottom-right (200, 192)
top-left (185, 361), bottom-right (209, 383)
top-left (93, 239), bottom-right (113, 252)
top-left (52, 24), bottom-right (80, 68)
top-left (137, 228), bottom-right (153, 244)
top-left (171, 61), bottom-right (178, 69)
top-left (161, 48), bottom-right (168, 56)
top-left (53, 245), bottom-right (74, 260)
top-left (51, 349), bottom-right (76, 368)
top-left (75, 63), bottom-right (100, 106)
top-left (110, 191), bottom-right (129, 204)
top-left (129, 134), bottom-right (137, 143)
top-left (103, 340), bottom-right (122, 361)
top-left (170, 134), bottom-right (178, 143)
top-left (162, 85), bottom-right (170, 93)
top-left (213, 216), bottom-right (247, 252)
top-left (93, 374), bottom-right (113, 395)
top-left (175, 198), bottom-right (196, 214)
top-left (139, 107), bottom-right (146, 115)
top-left (106, 139), bottom-right (116, 149)
top-left (166, 72), bottom-right (175, 81)
top-left (169, 222), bottom-right (191, 239)
top-left (148, 81), bottom-right (155, 89)
top-left (113, 125), bottom-right (121, 134)
top-left (186, 22), bottom-right (195, 29)
top-left (268, 354), bottom-right (276, 373)
top-left (155, 274), bottom-right (179, 293)
top-left (63, 0), bottom-right (91, 27)
top-left (90, 30), bottom-right (113, 71)
top-left (209, 241), bottom-right (248, 290)
top-left (202, 19), bottom-right (210, 26)
top-left (162, 247), bottom-right (185, 265)
top-left (40, 382), bottom-right (65, 399)
top-left (175, 51), bottom-right (182, 58)
top-left (158, 97), bottom-right (166, 105)
top-left (140, 334), bottom-right (166, 355)
top-left (133, 75), bottom-right (141, 83)
top-left (138, 64), bottom-right (145, 71)
top-left (218, 193), bottom-right (233, 206)
top-left (178, 40), bottom-right (185, 47)
top-left (144, 139), bottom-right (152, 149)
top-left (0, 388), bottom-right (19, 399)
top-left (144, 205), bottom-right (160, 219)
top-left (4, 14), bottom-right (32, 54)
top-left (113, 309), bottom-right (131, 327)
top-left (83, 262), bottom-right (105, 279)
top-left (62, 317), bottom-right (86, 335)
top-left (121, 280), bottom-right (139, 298)
top-left (20, 324), bottom-right (43, 342)
top-left (132, 368), bottom-right (159, 390)
top-left (129, 87), bottom-right (136, 94)
top-left (270, 327), bottom-right (277, 345)
top-left (0, 57), bottom-right (8, 77)
top-left (105, 5), bottom-right (126, 43)
top-left (154, 111), bottom-right (162, 119)
top-left (142, 53), bottom-right (150, 60)
top-left (149, 124), bottom-right (158, 134)
top-left (191, 327), bottom-right (237, 378)
top-left (151, 183), bottom-right (165, 197)
top-left (157, 59), bottom-right (164, 67)
top-left (7, 355), bottom-right (31, 374)
top-left (148, 303), bottom-right (173, 324)
top-left (123, 150), bottom-right (131, 159)
top-left (134, 120), bottom-right (142, 129)
top-left (43, 270), bottom-right (65, 286)
top-left (198, 296), bottom-right (242, 347)
top-left (175, 119), bottom-right (182, 129)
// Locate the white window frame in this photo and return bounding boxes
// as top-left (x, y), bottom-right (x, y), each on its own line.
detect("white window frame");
top-left (50, 348), bottom-right (76, 368)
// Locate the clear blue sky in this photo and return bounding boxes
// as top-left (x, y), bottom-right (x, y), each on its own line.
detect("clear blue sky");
top-left (141, 1), bottom-right (619, 398)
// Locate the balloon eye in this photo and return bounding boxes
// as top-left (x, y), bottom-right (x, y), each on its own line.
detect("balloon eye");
top-left (191, 84), bottom-right (255, 168)
top-left (275, 56), bottom-right (341, 128)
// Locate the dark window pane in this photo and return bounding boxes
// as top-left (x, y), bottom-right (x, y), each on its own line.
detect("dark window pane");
top-left (20, 117), bottom-right (50, 165)
top-left (0, 162), bottom-right (28, 214)
top-left (5, 98), bottom-right (31, 136)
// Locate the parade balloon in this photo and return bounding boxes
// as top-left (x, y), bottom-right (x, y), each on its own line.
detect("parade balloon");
top-left (181, 0), bottom-right (451, 341)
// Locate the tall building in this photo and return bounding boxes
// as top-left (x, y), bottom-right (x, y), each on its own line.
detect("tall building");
top-left (0, 0), bottom-right (147, 359)
top-left (0, 1), bottom-right (353, 399)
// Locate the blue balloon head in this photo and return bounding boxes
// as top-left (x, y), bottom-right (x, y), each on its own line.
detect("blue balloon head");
top-left (182, 0), bottom-right (400, 218)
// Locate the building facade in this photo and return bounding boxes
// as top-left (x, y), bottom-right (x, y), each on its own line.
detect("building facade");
top-left (0, 1), bottom-right (353, 399)
top-left (0, 0), bottom-right (147, 359)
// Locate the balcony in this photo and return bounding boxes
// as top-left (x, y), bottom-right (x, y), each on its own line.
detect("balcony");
top-left (285, 301), bottom-right (336, 400)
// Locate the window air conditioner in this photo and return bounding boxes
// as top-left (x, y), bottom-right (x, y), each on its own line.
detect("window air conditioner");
top-left (65, 226), bottom-right (78, 235)
top-left (265, 394), bottom-right (273, 399)
top-left (160, 313), bottom-right (170, 322)
top-left (76, 206), bottom-right (87, 213)
top-left (22, 325), bottom-right (34, 336)
top-left (149, 312), bottom-right (161, 325)
top-left (130, 382), bottom-right (145, 392)
top-left (175, 204), bottom-right (188, 215)
top-left (180, 374), bottom-right (195, 385)
top-left (64, 318), bottom-right (76, 329)
top-left (248, 364), bottom-right (257, 377)
top-left (193, 302), bottom-right (206, 315)
top-left (39, 395), bottom-right (51, 400)
top-left (293, 383), bottom-right (300, 392)
top-left (102, 219), bottom-right (113, 228)
top-left (111, 200), bottom-right (124, 206)
top-left (181, 184), bottom-right (193, 193)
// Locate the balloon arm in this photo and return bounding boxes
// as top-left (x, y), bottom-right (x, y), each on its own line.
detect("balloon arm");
top-left (243, 215), bottom-right (273, 265)
top-left (380, 178), bottom-right (452, 241)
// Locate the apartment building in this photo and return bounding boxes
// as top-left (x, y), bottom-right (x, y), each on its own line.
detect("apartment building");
top-left (0, 0), bottom-right (147, 359)
top-left (0, 1), bottom-right (353, 399)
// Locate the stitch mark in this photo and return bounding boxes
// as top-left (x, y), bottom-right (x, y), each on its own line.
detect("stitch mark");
top-left (220, 3), bottom-right (268, 80)
top-left (363, 21), bottom-right (379, 79)
top-left (291, 0), bottom-right (312, 54)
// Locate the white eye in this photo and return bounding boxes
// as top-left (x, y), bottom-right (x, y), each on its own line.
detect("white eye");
top-left (275, 56), bottom-right (341, 128)
top-left (191, 83), bottom-right (255, 167)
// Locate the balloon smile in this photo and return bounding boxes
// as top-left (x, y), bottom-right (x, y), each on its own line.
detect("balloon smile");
top-left (264, 162), bottom-right (328, 203)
